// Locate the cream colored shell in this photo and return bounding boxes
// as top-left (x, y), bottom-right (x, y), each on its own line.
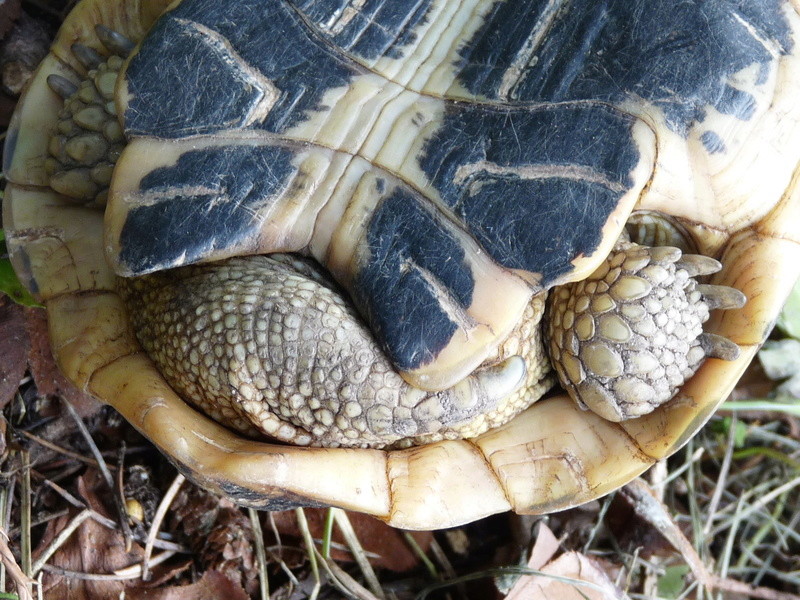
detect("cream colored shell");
top-left (4, 0), bottom-right (800, 529)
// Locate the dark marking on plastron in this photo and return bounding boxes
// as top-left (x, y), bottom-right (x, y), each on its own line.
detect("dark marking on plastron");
top-left (701, 131), bottom-right (727, 154)
top-left (117, 144), bottom-right (297, 275)
top-left (291, 0), bottom-right (434, 61)
top-left (417, 102), bottom-right (641, 286)
top-left (124, 0), bottom-right (360, 137)
top-left (216, 480), bottom-right (328, 510)
top-left (2, 125), bottom-right (17, 174)
top-left (355, 187), bottom-right (475, 371)
top-left (454, 0), bottom-right (792, 134)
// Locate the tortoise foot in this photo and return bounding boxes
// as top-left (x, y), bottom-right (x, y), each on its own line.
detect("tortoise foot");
top-left (44, 26), bottom-right (130, 206)
top-left (547, 242), bottom-right (743, 422)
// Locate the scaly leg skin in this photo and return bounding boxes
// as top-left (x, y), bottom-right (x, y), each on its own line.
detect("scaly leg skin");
top-left (547, 241), bottom-right (745, 422)
top-left (117, 255), bottom-right (552, 448)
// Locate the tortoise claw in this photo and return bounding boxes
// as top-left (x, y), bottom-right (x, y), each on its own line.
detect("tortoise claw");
top-left (676, 254), bottom-right (722, 277)
top-left (464, 355), bottom-right (527, 404)
top-left (696, 284), bottom-right (747, 310)
top-left (95, 25), bottom-right (135, 56)
top-left (71, 43), bottom-right (103, 70)
top-left (699, 333), bottom-right (741, 361)
top-left (46, 74), bottom-right (78, 99)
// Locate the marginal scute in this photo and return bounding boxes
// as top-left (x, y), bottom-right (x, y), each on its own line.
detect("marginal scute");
top-left (705, 232), bottom-right (800, 346)
top-left (47, 292), bottom-right (141, 389)
top-left (472, 396), bottom-right (653, 514)
top-left (387, 441), bottom-right (511, 529)
top-left (2, 185), bottom-right (116, 299)
top-left (90, 355), bottom-right (393, 514)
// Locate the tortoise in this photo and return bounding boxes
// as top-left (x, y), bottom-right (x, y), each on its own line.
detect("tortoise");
top-left (3, 0), bottom-right (800, 529)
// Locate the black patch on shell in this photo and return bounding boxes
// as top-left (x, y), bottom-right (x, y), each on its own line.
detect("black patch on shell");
top-left (2, 125), bottom-right (17, 174)
top-left (417, 102), bottom-right (641, 287)
top-left (454, 0), bottom-right (792, 134)
top-left (118, 144), bottom-right (297, 274)
top-left (355, 186), bottom-right (474, 371)
top-left (216, 481), bottom-right (329, 511)
top-left (291, 0), bottom-right (434, 61)
top-left (123, 0), bottom-right (360, 137)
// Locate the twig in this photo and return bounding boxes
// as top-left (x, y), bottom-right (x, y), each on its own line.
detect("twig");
top-left (30, 509), bottom-right (92, 577)
top-left (0, 530), bottom-right (34, 600)
top-left (40, 549), bottom-right (176, 581)
top-left (703, 413), bottom-right (737, 538)
top-left (38, 477), bottom-right (186, 553)
top-left (294, 508), bottom-right (320, 600)
top-left (141, 473), bottom-right (184, 581)
top-left (623, 478), bottom-right (800, 600)
top-left (20, 451), bottom-right (31, 577)
top-left (60, 397), bottom-right (133, 547)
top-left (16, 430), bottom-right (115, 471)
top-left (248, 508), bottom-right (270, 600)
top-left (313, 546), bottom-right (380, 600)
top-left (332, 508), bottom-right (385, 600)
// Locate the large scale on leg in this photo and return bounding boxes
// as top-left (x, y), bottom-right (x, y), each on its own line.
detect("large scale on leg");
top-left (4, 0), bottom-right (800, 528)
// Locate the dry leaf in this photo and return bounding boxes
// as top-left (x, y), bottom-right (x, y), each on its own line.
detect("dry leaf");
top-left (24, 307), bottom-right (101, 417)
top-left (34, 471), bottom-right (145, 599)
top-left (527, 523), bottom-right (560, 570)
top-left (271, 508), bottom-right (432, 571)
top-left (0, 294), bottom-right (29, 409)
top-left (506, 528), bottom-right (625, 600)
top-left (127, 570), bottom-right (250, 600)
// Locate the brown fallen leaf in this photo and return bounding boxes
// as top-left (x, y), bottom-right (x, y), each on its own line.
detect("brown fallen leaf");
top-left (505, 523), bottom-right (625, 600)
top-left (24, 307), bottom-right (101, 417)
top-left (0, 0), bottom-right (21, 41)
top-left (271, 508), bottom-right (432, 572)
top-left (34, 471), bottom-right (147, 600)
top-left (0, 294), bottom-right (29, 409)
top-left (126, 570), bottom-right (250, 600)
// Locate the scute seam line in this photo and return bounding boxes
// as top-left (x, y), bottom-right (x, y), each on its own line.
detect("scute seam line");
top-left (463, 437), bottom-right (512, 508)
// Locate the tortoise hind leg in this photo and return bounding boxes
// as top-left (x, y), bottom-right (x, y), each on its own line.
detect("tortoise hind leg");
top-left (547, 242), bottom-right (744, 422)
top-left (118, 254), bottom-right (533, 448)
